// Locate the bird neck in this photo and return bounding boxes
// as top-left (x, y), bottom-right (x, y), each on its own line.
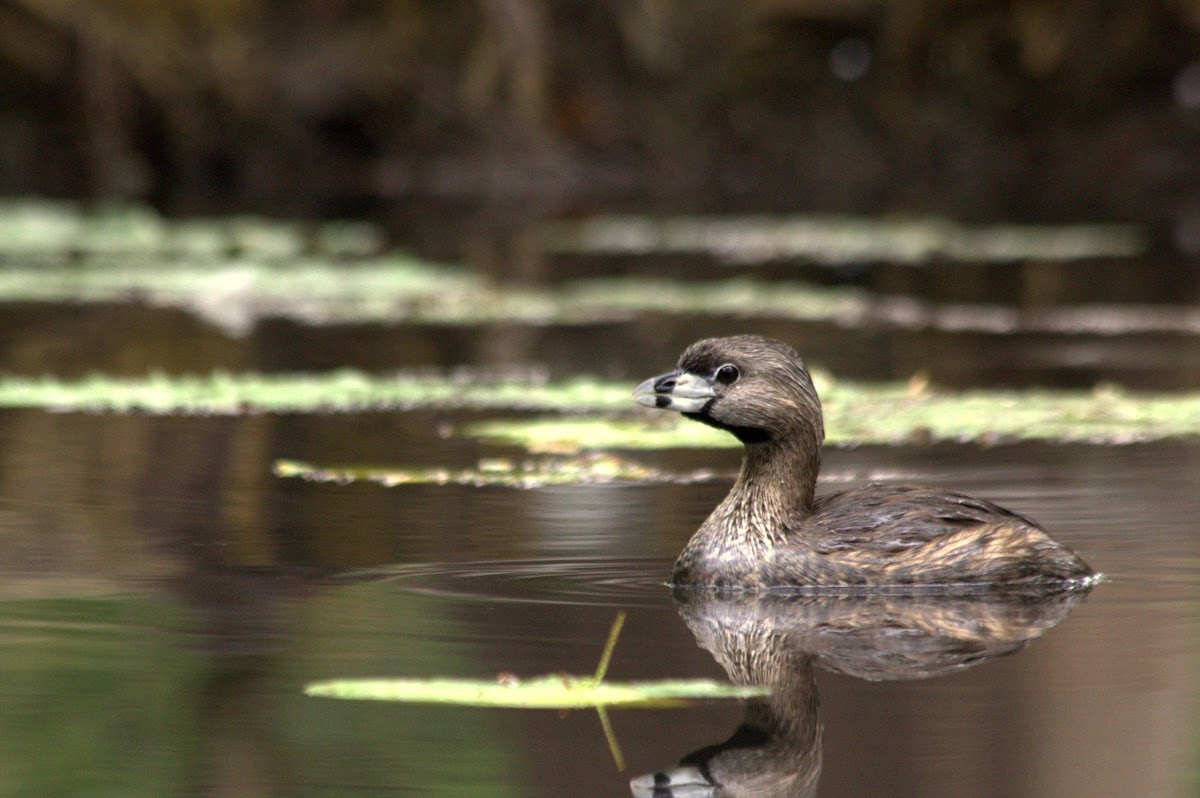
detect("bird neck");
top-left (706, 435), bottom-right (820, 545)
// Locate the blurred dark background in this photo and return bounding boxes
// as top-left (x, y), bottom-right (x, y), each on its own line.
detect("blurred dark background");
top-left (3, 0), bottom-right (1200, 234)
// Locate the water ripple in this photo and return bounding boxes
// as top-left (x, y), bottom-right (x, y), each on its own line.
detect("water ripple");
top-left (344, 556), bottom-right (672, 607)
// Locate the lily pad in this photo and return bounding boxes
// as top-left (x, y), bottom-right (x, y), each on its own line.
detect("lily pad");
top-left (0, 202), bottom-right (1140, 265)
top-left (466, 384), bottom-right (1200, 448)
top-left (303, 610), bottom-right (762, 771)
top-left (465, 419), bottom-right (736, 452)
top-left (272, 454), bottom-right (721, 487)
top-left (0, 258), bottom-right (1195, 337)
top-left (3, 372), bottom-right (1200, 446)
top-left (0, 371), bottom-right (628, 415)
top-left (0, 200), bottom-right (385, 259)
top-left (304, 676), bottom-right (767, 708)
top-left (538, 214), bottom-right (1145, 264)
top-left (305, 612), bottom-right (764, 710)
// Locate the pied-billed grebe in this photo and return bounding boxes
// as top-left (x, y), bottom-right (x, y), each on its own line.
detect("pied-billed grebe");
top-left (633, 335), bottom-right (1095, 591)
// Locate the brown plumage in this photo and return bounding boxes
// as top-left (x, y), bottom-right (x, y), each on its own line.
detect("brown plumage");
top-left (633, 335), bottom-right (1096, 591)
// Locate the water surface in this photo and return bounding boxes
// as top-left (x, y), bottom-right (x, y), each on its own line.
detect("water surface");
top-left (0, 408), bottom-right (1193, 796)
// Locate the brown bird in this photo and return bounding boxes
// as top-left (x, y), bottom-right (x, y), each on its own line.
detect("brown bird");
top-left (633, 335), bottom-right (1096, 591)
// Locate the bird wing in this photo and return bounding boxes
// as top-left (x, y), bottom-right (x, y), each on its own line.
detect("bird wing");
top-left (806, 483), bottom-right (1037, 555)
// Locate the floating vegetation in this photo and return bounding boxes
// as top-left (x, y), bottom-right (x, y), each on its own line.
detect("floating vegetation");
top-left (0, 259), bottom-right (1195, 338)
top-left (0, 371), bottom-right (628, 414)
top-left (0, 257), bottom-right (477, 335)
top-left (561, 278), bottom-right (1200, 336)
top-left (538, 214), bottom-right (1145, 265)
top-left (0, 203), bottom-right (1185, 337)
top-left (0, 200), bottom-right (384, 258)
top-left (273, 454), bottom-right (720, 487)
top-left (303, 673), bottom-right (766, 708)
top-left (466, 383), bottom-right (1200, 449)
top-left (305, 612), bottom-right (767, 770)
top-left (7, 203), bottom-right (1142, 266)
top-left (466, 419), bottom-right (735, 452)
top-left (3, 372), bottom-right (1200, 446)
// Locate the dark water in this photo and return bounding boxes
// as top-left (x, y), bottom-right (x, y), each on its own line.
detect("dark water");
top-left (0, 404), bottom-right (1195, 797)
top-left (6, 298), bottom-right (1200, 389)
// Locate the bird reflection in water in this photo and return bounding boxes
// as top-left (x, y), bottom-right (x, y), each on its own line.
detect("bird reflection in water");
top-left (631, 588), bottom-right (1089, 798)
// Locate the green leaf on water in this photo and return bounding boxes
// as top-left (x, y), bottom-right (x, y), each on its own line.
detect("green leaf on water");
top-left (272, 455), bottom-right (721, 487)
top-left (463, 419), bottom-right (737, 452)
top-left (304, 611), bottom-right (766, 709)
top-left (0, 200), bottom-right (384, 259)
top-left (303, 675), bottom-right (767, 708)
top-left (0, 371), bottom-right (628, 414)
top-left (303, 610), bottom-right (764, 772)
top-left (2, 370), bottom-right (1200, 446)
top-left (0, 228), bottom-right (1188, 339)
top-left (466, 383), bottom-right (1200, 448)
top-left (537, 214), bottom-right (1145, 263)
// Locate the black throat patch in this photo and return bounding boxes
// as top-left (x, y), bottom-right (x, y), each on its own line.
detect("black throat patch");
top-left (683, 411), bottom-right (771, 444)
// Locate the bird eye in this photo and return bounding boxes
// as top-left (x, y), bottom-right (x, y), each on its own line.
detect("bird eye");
top-left (715, 364), bottom-right (740, 385)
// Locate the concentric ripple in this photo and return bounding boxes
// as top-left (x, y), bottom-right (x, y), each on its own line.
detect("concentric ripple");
top-left (345, 556), bottom-right (672, 607)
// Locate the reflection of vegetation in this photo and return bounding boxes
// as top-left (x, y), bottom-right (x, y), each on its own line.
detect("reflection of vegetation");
top-left (0, 596), bottom-right (192, 796)
top-left (539, 215), bottom-right (1144, 264)
top-left (274, 454), bottom-right (720, 488)
top-left (0, 584), bottom-right (521, 795)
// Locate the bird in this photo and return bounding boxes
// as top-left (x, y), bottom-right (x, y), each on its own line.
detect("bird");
top-left (633, 335), bottom-right (1095, 592)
